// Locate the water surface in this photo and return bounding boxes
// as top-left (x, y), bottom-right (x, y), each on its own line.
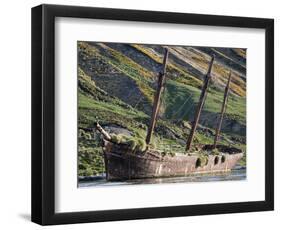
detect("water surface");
top-left (78, 167), bottom-right (246, 188)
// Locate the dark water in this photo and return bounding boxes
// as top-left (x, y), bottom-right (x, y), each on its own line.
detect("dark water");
top-left (78, 167), bottom-right (246, 188)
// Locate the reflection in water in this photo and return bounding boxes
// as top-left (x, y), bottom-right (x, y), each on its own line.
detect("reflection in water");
top-left (78, 167), bottom-right (246, 188)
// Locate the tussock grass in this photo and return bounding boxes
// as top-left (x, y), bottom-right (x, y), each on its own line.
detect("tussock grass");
top-left (111, 134), bottom-right (147, 152)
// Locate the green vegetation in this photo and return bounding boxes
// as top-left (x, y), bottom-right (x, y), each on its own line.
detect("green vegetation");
top-left (84, 43), bottom-right (156, 103)
top-left (211, 148), bottom-right (220, 155)
top-left (163, 80), bottom-right (246, 127)
top-left (111, 134), bottom-right (147, 152)
top-left (78, 129), bottom-right (104, 176)
top-left (131, 44), bottom-right (203, 89)
top-left (77, 41), bottom-right (246, 176)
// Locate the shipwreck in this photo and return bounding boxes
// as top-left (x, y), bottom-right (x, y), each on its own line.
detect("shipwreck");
top-left (94, 48), bottom-right (244, 181)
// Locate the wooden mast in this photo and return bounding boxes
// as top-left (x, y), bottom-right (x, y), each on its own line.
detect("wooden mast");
top-left (145, 48), bottom-right (169, 145)
top-left (185, 55), bottom-right (215, 151)
top-left (213, 71), bottom-right (232, 149)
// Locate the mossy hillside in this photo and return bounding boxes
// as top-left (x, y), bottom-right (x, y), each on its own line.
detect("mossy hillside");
top-left (131, 44), bottom-right (203, 89)
top-left (81, 41), bottom-right (246, 99)
top-left (78, 42), bottom-right (247, 176)
top-left (79, 42), bottom-right (155, 106)
top-left (233, 48), bottom-right (246, 59)
top-left (79, 42), bottom-right (246, 124)
top-left (89, 43), bottom-right (156, 104)
top-left (163, 80), bottom-right (246, 126)
top-left (131, 44), bottom-right (246, 97)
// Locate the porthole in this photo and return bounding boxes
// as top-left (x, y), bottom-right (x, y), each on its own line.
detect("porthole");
top-left (214, 156), bottom-right (219, 165)
top-left (221, 155), bottom-right (226, 163)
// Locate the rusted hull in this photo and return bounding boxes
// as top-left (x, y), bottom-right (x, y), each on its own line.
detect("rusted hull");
top-left (103, 142), bottom-right (244, 181)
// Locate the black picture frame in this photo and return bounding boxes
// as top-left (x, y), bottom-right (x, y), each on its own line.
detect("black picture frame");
top-left (31, 4), bottom-right (274, 225)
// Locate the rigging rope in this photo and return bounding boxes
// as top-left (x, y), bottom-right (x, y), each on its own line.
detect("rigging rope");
top-left (169, 93), bottom-right (193, 120)
top-left (133, 95), bottom-right (144, 109)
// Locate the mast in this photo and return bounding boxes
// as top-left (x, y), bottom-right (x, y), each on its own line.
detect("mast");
top-left (145, 48), bottom-right (169, 145)
top-left (185, 55), bottom-right (215, 151)
top-left (213, 71), bottom-right (232, 149)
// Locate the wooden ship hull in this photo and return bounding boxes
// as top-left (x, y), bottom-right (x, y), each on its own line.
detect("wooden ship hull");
top-left (103, 141), bottom-right (243, 181)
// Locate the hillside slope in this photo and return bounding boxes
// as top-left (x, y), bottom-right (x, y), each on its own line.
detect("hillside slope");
top-left (77, 41), bottom-right (246, 177)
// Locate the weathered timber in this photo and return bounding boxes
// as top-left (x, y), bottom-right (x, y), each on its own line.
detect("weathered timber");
top-left (145, 48), bottom-right (169, 145)
top-left (94, 122), bottom-right (112, 141)
top-left (103, 141), bottom-right (244, 181)
top-left (186, 55), bottom-right (215, 151)
top-left (213, 71), bottom-right (232, 148)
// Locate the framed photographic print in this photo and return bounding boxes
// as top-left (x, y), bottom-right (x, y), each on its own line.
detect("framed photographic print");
top-left (31, 4), bottom-right (274, 225)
